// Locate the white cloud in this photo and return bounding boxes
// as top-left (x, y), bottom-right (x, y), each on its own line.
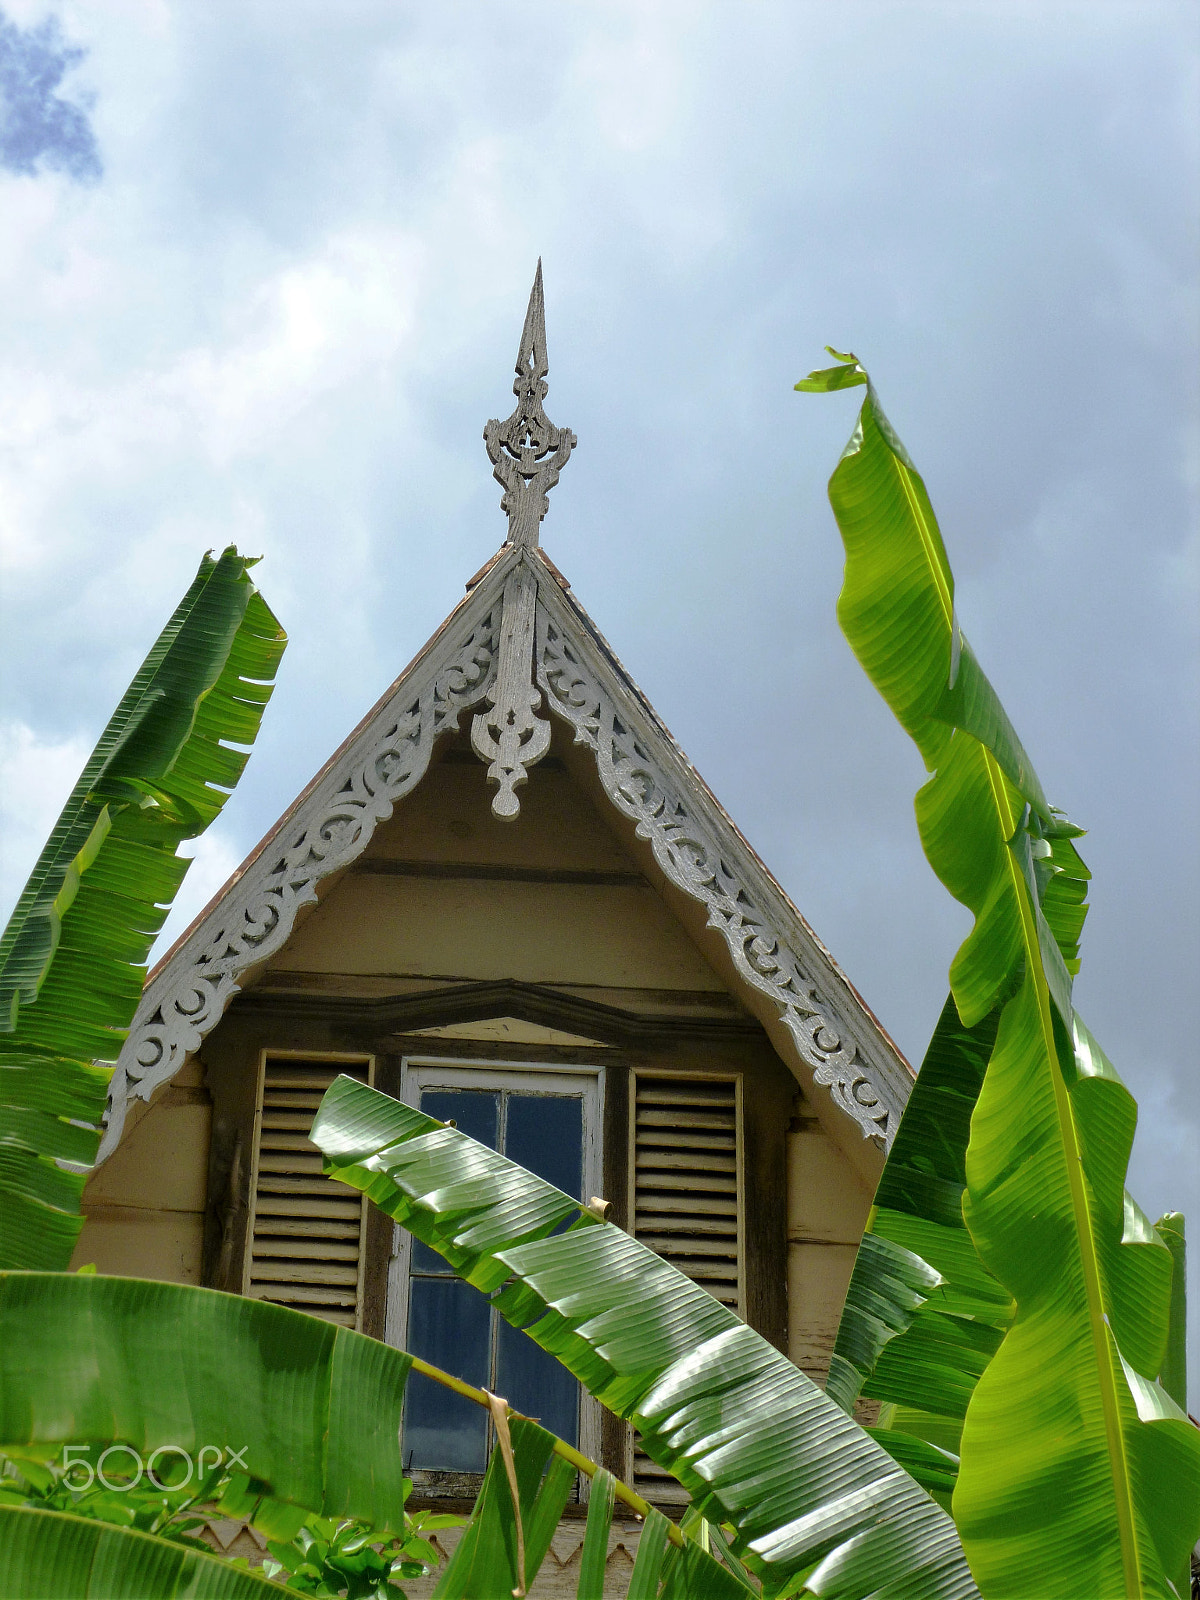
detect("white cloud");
top-left (0, 719), bottom-right (90, 915)
top-left (151, 826), bottom-right (245, 965)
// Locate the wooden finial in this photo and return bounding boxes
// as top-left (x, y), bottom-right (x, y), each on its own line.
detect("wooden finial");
top-left (484, 261), bottom-right (577, 549)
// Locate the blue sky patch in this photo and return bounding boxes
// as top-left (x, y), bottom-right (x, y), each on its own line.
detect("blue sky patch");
top-left (0, 8), bottom-right (100, 182)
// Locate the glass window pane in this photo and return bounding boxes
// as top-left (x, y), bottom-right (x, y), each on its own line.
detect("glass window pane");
top-left (505, 1093), bottom-right (583, 1199)
top-left (413, 1090), bottom-right (499, 1273)
top-left (495, 1093), bottom-right (582, 1448)
top-left (496, 1317), bottom-right (578, 1449)
top-left (419, 1089), bottom-right (498, 1148)
top-left (404, 1276), bottom-right (490, 1472)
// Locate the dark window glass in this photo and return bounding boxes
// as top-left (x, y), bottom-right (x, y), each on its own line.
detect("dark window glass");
top-left (405, 1277), bottom-right (490, 1471)
top-left (495, 1317), bottom-right (579, 1447)
top-left (506, 1093), bottom-right (582, 1197)
top-left (403, 1080), bottom-right (587, 1476)
top-left (412, 1090), bottom-right (498, 1273)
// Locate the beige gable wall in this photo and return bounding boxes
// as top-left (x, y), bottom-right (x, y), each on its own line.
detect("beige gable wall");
top-left (71, 1055), bottom-right (210, 1283)
top-left (270, 746), bottom-right (725, 993)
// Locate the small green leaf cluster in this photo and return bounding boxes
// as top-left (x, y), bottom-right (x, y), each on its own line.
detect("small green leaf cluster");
top-left (257, 1501), bottom-right (459, 1599)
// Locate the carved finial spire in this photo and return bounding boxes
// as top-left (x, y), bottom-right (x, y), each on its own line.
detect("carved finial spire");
top-left (484, 261), bottom-right (577, 548)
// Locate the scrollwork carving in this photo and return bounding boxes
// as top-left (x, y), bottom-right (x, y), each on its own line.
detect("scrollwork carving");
top-left (99, 603), bottom-right (501, 1161)
top-left (536, 603), bottom-right (900, 1144)
top-left (470, 563), bottom-right (550, 818)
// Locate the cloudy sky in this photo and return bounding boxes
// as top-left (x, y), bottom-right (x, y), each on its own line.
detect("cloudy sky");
top-left (1, 2), bottom-right (1196, 1374)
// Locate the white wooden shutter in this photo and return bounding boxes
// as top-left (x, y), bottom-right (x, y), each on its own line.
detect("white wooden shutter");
top-left (631, 1071), bottom-right (743, 1502)
top-left (244, 1056), bottom-right (371, 1328)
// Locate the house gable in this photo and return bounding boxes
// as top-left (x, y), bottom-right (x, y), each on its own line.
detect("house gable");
top-left (71, 270), bottom-right (910, 1526)
top-left (99, 544), bottom-right (910, 1176)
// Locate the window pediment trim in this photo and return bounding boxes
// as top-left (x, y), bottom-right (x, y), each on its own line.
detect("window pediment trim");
top-left (232, 978), bottom-right (765, 1050)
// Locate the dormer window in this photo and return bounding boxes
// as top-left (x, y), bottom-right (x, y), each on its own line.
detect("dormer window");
top-left (389, 1059), bottom-right (602, 1494)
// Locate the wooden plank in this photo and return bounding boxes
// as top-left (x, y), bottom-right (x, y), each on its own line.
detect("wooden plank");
top-left (259, 1133), bottom-right (320, 1152)
top-left (249, 1283), bottom-right (358, 1307)
top-left (640, 1236), bottom-right (740, 1261)
top-left (263, 1076), bottom-right (343, 1092)
top-left (631, 1193), bottom-right (737, 1216)
top-left (635, 1214), bottom-right (738, 1236)
top-left (250, 1260), bottom-right (359, 1286)
top-left (250, 1238), bottom-right (360, 1262)
top-left (252, 1217), bottom-right (362, 1239)
top-left (253, 1194), bottom-right (362, 1218)
top-left (636, 1109), bottom-right (735, 1131)
top-left (256, 1175), bottom-right (351, 1197)
top-left (636, 1086), bottom-right (736, 1107)
top-left (257, 1154), bottom-right (327, 1176)
top-left (636, 1150), bottom-right (736, 1174)
top-left (633, 1170), bottom-right (736, 1195)
top-left (634, 1129), bottom-right (735, 1152)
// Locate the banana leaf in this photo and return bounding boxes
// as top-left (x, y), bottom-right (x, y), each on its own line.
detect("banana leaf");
top-left (0, 1271), bottom-right (742, 1599)
top-left (0, 1505), bottom-right (285, 1597)
top-left (0, 548), bottom-right (285, 1269)
top-left (826, 996), bottom-right (1011, 1499)
top-left (1154, 1213), bottom-right (1187, 1411)
top-left (0, 1272), bottom-right (411, 1536)
top-left (311, 1074), bottom-right (981, 1600)
top-left (799, 352), bottom-right (1200, 1597)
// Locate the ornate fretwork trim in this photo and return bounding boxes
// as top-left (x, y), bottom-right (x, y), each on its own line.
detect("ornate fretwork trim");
top-left (534, 585), bottom-right (909, 1145)
top-left (97, 540), bottom-right (911, 1164)
top-left (470, 562), bottom-right (550, 818)
top-left (97, 581), bottom-right (506, 1162)
top-left (485, 262), bottom-right (576, 549)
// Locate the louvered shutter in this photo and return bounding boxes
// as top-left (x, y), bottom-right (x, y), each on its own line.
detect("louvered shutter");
top-left (631, 1071), bottom-right (743, 1503)
top-left (244, 1056), bottom-right (372, 1328)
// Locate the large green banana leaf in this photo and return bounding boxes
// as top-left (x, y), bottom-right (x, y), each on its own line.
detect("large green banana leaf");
top-left (1154, 1213), bottom-right (1187, 1411)
top-left (799, 353), bottom-right (1200, 1598)
top-left (0, 548), bottom-right (285, 1269)
top-left (0, 1271), bottom-right (747, 1598)
top-left (825, 996), bottom-right (1010, 1500)
top-left (0, 1272), bottom-right (411, 1537)
top-left (310, 1073), bottom-right (982, 1600)
top-left (0, 1506), bottom-right (285, 1597)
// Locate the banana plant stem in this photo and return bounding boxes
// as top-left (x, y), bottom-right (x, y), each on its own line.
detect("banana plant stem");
top-left (407, 1353), bottom-right (684, 1549)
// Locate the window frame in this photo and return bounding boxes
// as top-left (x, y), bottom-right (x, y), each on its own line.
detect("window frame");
top-left (386, 1054), bottom-right (606, 1493)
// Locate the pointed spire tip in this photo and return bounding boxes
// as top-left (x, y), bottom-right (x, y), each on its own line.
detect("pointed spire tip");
top-left (484, 261), bottom-right (576, 549)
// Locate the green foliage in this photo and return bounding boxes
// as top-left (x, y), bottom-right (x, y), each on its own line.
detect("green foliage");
top-left (0, 1270), bottom-right (760, 1597)
top-left (310, 1075), bottom-right (980, 1599)
top-left (0, 1505), bottom-right (285, 1597)
top-left (0, 1426), bottom-right (456, 1599)
top-left (801, 351), bottom-right (1200, 1597)
top-left (826, 996), bottom-right (1010, 1501)
top-left (0, 1272), bottom-right (413, 1537)
top-left (0, 547), bottom-right (285, 1270)
top-left (260, 1507), bottom-right (457, 1599)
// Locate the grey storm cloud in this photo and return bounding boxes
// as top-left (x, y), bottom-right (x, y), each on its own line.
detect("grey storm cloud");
top-left (0, 8), bottom-right (100, 182)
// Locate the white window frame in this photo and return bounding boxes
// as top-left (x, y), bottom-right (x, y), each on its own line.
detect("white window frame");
top-left (385, 1055), bottom-right (605, 1485)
